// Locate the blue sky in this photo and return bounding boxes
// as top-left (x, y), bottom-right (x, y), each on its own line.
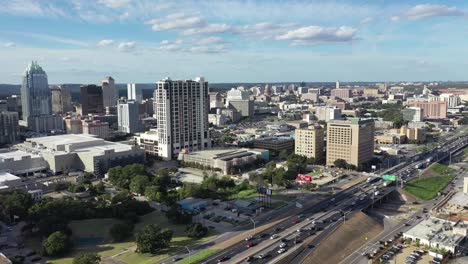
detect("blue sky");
top-left (1, 0), bottom-right (468, 84)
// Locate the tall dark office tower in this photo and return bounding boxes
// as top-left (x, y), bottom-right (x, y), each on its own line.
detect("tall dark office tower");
top-left (80, 85), bottom-right (104, 115)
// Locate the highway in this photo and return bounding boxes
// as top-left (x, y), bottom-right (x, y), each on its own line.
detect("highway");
top-left (200, 133), bottom-right (468, 264)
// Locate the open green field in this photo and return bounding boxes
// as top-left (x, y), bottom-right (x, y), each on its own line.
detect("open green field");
top-left (404, 176), bottom-right (454, 200)
top-left (229, 189), bottom-right (258, 200)
top-left (422, 163), bottom-right (455, 177)
top-left (39, 211), bottom-right (217, 264)
top-left (177, 249), bottom-right (220, 264)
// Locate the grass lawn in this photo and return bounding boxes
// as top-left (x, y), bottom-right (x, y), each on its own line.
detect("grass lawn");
top-left (45, 211), bottom-right (218, 264)
top-left (307, 170), bottom-right (322, 177)
top-left (177, 249), bottom-right (220, 264)
top-left (229, 189), bottom-right (258, 200)
top-left (422, 163), bottom-right (455, 177)
top-left (403, 176), bottom-right (454, 200)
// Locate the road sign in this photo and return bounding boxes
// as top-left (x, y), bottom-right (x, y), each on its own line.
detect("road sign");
top-left (382, 174), bottom-right (396, 181)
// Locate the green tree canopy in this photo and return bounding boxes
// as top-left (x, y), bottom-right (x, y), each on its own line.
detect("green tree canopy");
top-left (1, 190), bottom-right (34, 221)
top-left (185, 223), bottom-right (208, 238)
top-left (129, 175), bottom-right (150, 195)
top-left (73, 252), bottom-right (100, 264)
top-left (135, 224), bottom-right (173, 254)
top-left (42, 231), bottom-right (71, 256)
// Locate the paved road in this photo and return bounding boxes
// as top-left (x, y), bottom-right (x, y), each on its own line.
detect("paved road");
top-left (202, 134), bottom-right (468, 264)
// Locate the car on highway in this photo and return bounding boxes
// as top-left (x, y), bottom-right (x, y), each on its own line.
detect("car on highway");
top-left (247, 242), bottom-right (255, 248)
top-left (217, 256), bottom-right (229, 262)
top-left (270, 234), bottom-right (279, 239)
top-left (172, 257), bottom-right (183, 262)
top-left (278, 248), bottom-right (287, 254)
top-left (279, 242), bottom-right (287, 248)
top-left (245, 236), bottom-right (253, 241)
top-left (257, 253), bottom-right (268, 259)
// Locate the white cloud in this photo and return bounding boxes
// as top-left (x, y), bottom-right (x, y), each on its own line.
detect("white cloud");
top-left (158, 40), bottom-right (184, 52)
top-left (198, 36), bottom-right (225, 45)
top-left (118, 41), bottom-right (136, 52)
top-left (147, 13), bottom-right (204, 31)
top-left (98, 0), bottom-right (131, 8)
top-left (98, 39), bottom-right (115, 46)
top-left (188, 45), bottom-right (227, 54)
top-left (4, 42), bottom-right (16, 47)
top-left (0, 0), bottom-right (66, 17)
top-left (158, 38), bottom-right (227, 54)
top-left (390, 16), bottom-right (400, 22)
top-left (119, 11), bottom-right (130, 20)
top-left (360, 17), bottom-right (374, 25)
top-left (404, 4), bottom-right (463, 20)
top-left (235, 22), bottom-right (297, 39)
top-left (277, 26), bottom-right (357, 45)
top-left (182, 24), bottom-right (232, 35)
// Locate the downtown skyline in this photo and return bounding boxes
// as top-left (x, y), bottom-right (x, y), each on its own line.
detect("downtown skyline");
top-left (1, 0), bottom-right (468, 84)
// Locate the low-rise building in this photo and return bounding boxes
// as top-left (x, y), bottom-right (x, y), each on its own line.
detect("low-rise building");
top-left (0, 149), bottom-right (48, 176)
top-left (177, 197), bottom-right (208, 212)
top-left (135, 129), bottom-right (158, 157)
top-left (82, 120), bottom-right (110, 139)
top-left (403, 217), bottom-right (467, 253)
top-left (253, 137), bottom-right (294, 153)
top-left (180, 148), bottom-right (269, 175)
top-left (18, 134), bottom-right (145, 176)
top-left (0, 172), bottom-right (22, 191)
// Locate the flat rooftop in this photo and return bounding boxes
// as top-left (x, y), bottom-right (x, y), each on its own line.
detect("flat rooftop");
top-left (184, 148), bottom-right (256, 160)
top-left (27, 134), bottom-right (104, 148)
top-left (404, 217), bottom-right (465, 247)
top-left (0, 171), bottom-right (21, 184)
top-left (0, 149), bottom-right (41, 161)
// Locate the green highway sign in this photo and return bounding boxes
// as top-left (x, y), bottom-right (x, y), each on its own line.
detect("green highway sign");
top-left (382, 174), bottom-right (396, 181)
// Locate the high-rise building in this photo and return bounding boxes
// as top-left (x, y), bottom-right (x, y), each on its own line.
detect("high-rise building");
top-left (154, 77), bottom-right (211, 159)
top-left (402, 107), bottom-right (423, 122)
top-left (6, 95), bottom-right (21, 114)
top-left (127, 83), bottom-right (143, 103)
top-left (315, 106), bottom-right (342, 122)
top-left (440, 94), bottom-right (461, 108)
top-left (0, 112), bottom-right (20, 145)
top-left (64, 118), bottom-right (83, 134)
top-left (80, 85), bottom-right (104, 115)
top-left (20, 61), bottom-right (64, 132)
top-left (227, 100), bottom-right (254, 117)
top-left (102, 76), bottom-right (117, 109)
top-left (331, 88), bottom-right (352, 99)
top-left (117, 99), bottom-right (142, 134)
top-left (408, 101), bottom-right (447, 119)
top-left (295, 125), bottom-right (324, 162)
top-left (326, 118), bottom-right (375, 167)
top-left (50, 85), bottom-right (72, 114)
top-left (82, 120), bottom-right (110, 139)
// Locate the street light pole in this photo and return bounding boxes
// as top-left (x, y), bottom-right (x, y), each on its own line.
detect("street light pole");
top-left (185, 246), bottom-right (191, 263)
top-left (250, 218), bottom-right (256, 235)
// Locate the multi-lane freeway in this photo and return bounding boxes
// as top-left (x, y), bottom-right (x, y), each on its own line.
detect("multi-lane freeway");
top-left (200, 133), bottom-right (468, 264)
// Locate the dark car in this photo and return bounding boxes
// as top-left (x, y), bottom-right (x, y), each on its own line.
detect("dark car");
top-left (307, 244), bottom-right (315, 248)
top-left (173, 257), bottom-right (183, 262)
top-left (218, 256), bottom-right (229, 262)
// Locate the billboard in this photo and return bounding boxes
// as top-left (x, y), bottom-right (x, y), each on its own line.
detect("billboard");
top-left (257, 187), bottom-right (272, 196)
top-left (296, 174), bottom-right (312, 184)
top-left (382, 174), bottom-right (396, 181)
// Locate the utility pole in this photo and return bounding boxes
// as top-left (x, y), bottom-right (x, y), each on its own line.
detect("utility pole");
top-left (185, 246), bottom-right (191, 263)
top-left (250, 218), bottom-right (256, 235)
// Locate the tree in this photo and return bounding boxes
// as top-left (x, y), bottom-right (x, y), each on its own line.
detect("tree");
top-left (73, 252), bottom-right (100, 264)
top-left (109, 223), bottom-right (134, 242)
top-left (108, 164), bottom-right (147, 189)
top-left (130, 175), bottom-right (150, 195)
top-left (185, 223), bottom-right (208, 238)
top-left (272, 168), bottom-right (286, 186)
top-left (265, 161), bottom-right (276, 172)
top-left (166, 206), bottom-right (192, 224)
top-left (333, 159), bottom-right (348, 169)
top-left (145, 186), bottom-right (163, 202)
top-left (136, 224), bottom-right (173, 254)
top-left (42, 231), bottom-right (71, 256)
top-left (278, 150), bottom-right (289, 160)
top-left (1, 190), bottom-right (34, 221)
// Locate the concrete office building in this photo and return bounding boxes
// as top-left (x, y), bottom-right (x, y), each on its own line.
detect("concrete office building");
top-left (227, 100), bottom-right (254, 117)
top-left (50, 85), bottom-right (72, 114)
top-left (408, 101), bottom-right (448, 119)
top-left (315, 106), bottom-right (342, 122)
top-left (154, 77), bottom-right (211, 159)
top-left (253, 137), bottom-right (294, 153)
top-left (135, 129), bottom-right (159, 156)
top-left (64, 118), bottom-right (83, 134)
top-left (0, 149), bottom-right (48, 176)
top-left (82, 120), bottom-right (110, 139)
top-left (331, 88), bottom-right (352, 99)
top-left (0, 112), bottom-right (20, 145)
top-left (80, 85), bottom-right (104, 115)
top-left (18, 134), bottom-right (144, 176)
top-left (402, 107), bottom-right (423, 122)
top-left (102, 76), bottom-right (117, 109)
top-left (440, 94), bottom-right (461, 108)
top-left (20, 61), bottom-right (64, 132)
top-left (227, 87), bottom-right (250, 100)
top-left (127, 83), bottom-right (143, 103)
top-left (326, 118), bottom-right (375, 167)
top-left (117, 99), bottom-right (142, 134)
top-left (295, 125), bottom-right (324, 162)
top-left (180, 148), bottom-right (269, 175)
top-left (6, 95), bottom-right (21, 114)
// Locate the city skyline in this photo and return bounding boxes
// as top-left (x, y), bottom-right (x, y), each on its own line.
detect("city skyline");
top-left (2, 0), bottom-right (468, 83)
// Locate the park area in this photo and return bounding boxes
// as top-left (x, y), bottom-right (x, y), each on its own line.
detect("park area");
top-left (403, 163), bottom-right (455, 200)
top-left (25, 211), bottom-right (217, 264)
